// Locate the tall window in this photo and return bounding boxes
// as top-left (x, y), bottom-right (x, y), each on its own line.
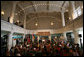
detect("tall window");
top-left (73, 6), bottom-right (82, 20)
top-left (77, 6), bottom-right (82, 16)
top-left (73, 10), bottom-right (78, 19)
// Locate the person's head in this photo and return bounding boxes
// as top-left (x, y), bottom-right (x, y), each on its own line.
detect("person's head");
top-left (16, 53), bottom-right (21, 56)
top-left (69, 48), bottom-right (73, 53)
top-left (76, 44), bottom-right (79, 47)
top-left (11, 47), bottom-right (13, 49)
top-left (20, 45), bottom-right (22, 49)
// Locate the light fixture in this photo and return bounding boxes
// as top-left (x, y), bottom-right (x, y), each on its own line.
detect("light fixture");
top-left (35, 22), bottom-right (38, 26)
top-left (17, 20), bottom-right (19, 23)
top-left (42, 40), bottom-right (45, 42)
top-left (66, 9), bottom-right (68, 12)
top-left (34, 48), bottom-right (36, 50)
top-left (51, 22), bottom-right (54, 25)
top-left (27, 45), bottom-right (30, 47)
top-left (1, 11), bottom-right (4, 15)
top-left (69, 17), bottom-right (71, 19)
top-left (82, 6), bottom-right (83, 9)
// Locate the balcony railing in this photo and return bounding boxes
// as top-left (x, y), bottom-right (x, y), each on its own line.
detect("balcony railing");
top-left (65, 14), bottom-right (83, 26)
top-left (1, 19), bottom-right (26, 33)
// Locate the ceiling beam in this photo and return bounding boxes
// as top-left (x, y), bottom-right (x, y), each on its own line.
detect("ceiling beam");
top-left (30, 1), bottom-right (40, 22)
top-left (61, 1), bottom-right (66, 11)
top-left (47, 1), bottom-right (49, 11)
top-left (47, 1), bottom-right (49, 15)
top-left (62, 1), bottom-right (66, 7)
top-left (26, 16), bottom-right (61, 24)
top-left (17, 3), bottom-right (25, 13)
top-left (30, 1), bottom-right (37, 12)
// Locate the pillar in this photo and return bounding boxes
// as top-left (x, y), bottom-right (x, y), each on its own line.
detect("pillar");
top-left (12, 39), bottom-right (16, 47)
top-left (9, 1), bottom-right (17, 23)
top-left (24, 12), bottom-right (26, 29)
top-left (61, 10), bottom-right (67, 41)
top-left (73, 29), bottom-right (79, 44)
top-left (63, 32), bottom-right (67, 41)
top-left (49, 35), bottom-right (51, 41)
top-left (8, 31), bottom-right (13, 51)
top-left (61, 11), bottom-right (65, 27)
top-left (71, 1), bottom-right (75, 12)
top-left (69, 1), bottom-right (79, 44)
top-left (23, 27), bottom-right (28, 43)
top-left (23, 34), bottom-right (25, 43)
top-left (23, 11), bottom-right (26, 43)
top-left (69, 1), bottom-right (75, 20)
top-left (23, 11), bottom-right (27, 43)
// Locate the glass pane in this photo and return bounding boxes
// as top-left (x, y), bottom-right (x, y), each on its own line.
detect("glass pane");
top-left (73, 10), bottom-right (78, 19)
top-left (77, 7), bottom-right (82, 16)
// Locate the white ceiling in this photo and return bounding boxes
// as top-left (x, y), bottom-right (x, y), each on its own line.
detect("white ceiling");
top-left (17, 1), bottom-right (69, 14)
top-left (1, 1), bottom-right (83, 30)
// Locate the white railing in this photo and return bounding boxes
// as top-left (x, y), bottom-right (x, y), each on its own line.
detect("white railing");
top-left (1, 20), bottom-right (26, 33)
top-left (12, 24), bottom-right (25, 33)
top-left (1, 20), bottom-right (12, 31)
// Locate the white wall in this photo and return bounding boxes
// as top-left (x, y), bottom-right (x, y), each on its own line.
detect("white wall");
top-left (27, 29), bottom-right (55, 34)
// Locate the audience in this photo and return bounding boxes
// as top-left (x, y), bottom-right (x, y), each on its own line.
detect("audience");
top-left (7, 39), bottom-right (83, 56)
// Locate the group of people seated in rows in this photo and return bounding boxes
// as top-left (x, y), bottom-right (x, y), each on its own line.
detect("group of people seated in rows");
top-left (7, 39), bottom-right (83, 56)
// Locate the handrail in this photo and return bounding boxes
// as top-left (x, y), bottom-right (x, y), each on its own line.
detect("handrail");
top-left (1, 19), bottom-right (26, 33)
top-left (1, 19), bottom-right (24, 29)
top-left (65, 14), bottom-right (83, 26)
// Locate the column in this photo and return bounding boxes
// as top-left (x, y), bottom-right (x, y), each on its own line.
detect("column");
top-left (73, 29), bottom-right (79, 44)
top-left (12, 39), bottom-right (16, 47)
top-left (63, 32), bottom-right (67, 41)
top-left (71, 1), bottom-right (76, 20)
top-left (71, 1), bottom-right (75, 12)
top-left (49, 35), bottom-right (51, 41)
top-left (37, 36), bottom-right (40, 47)
top-left (9, 1), bottom-right (17, 23)
top-left (23, 12), bottom-right (26, 43)
top-left (61, 11), bottom-right (65, 26)
top-left (70, 1), bottom-right (79, 44)
top-left (23, 27), bottom-right (28, 43)
top-left (61, 10), bottom-right (67, 41)
top-left (24, 12), bottom-right (26, 29)
top-left (23, 11), bottom-right (26, 43)
top-left (8, 31), bottom-right (13, 51)
top-left (69, 1), bottom-right (75, 20)
top-left (23, 34), bottom-right (25, 43)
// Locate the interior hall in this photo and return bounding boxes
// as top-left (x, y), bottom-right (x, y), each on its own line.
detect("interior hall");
top-left (1, 1), bottom-right (83, 56)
